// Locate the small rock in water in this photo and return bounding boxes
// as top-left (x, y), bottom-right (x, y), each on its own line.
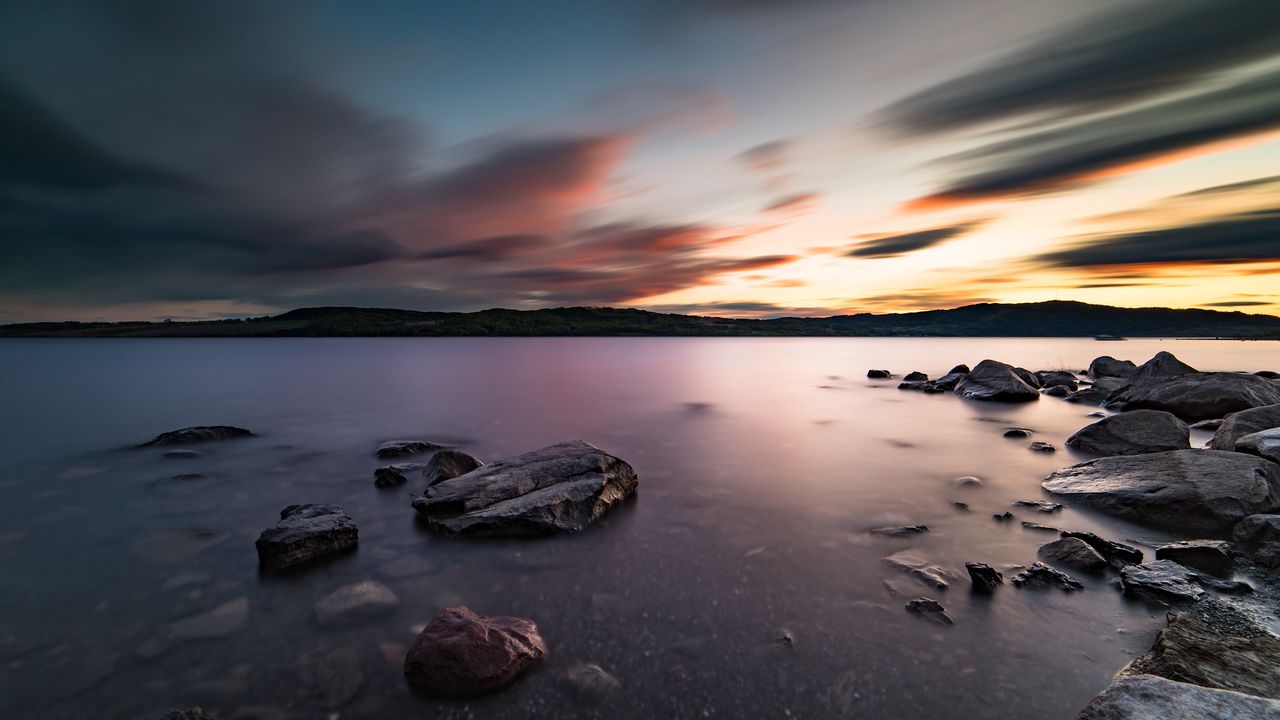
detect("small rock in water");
top-left (1012, 562), bottom-right (1083, 591)
top-left (559, 662), bottom-right (622, 702)
top-left (1003, 428), bottom-right (1032, 438)
top-left (881, 550), bottom-right (956, 590)
top-left (955, 359), bottom-right (1040, 403)
top-left (955, 476), bottom-right (983, 487)
top-left (965, 562), bottom-right (1003, 592)
top-left (993, 511), bottom-right (1015, 522)
top-left (1155, 540), bottom-right (1234, 577)
top-left (373, 466), bottom-right (408, 488)
top-left (139, 426), bottom-right (254, 447)
top-left (1038, 538), bottom-right (1108, 574)
top-left (1061, 531), bottom-right (1144, 566)
top-left (170, 597), bottom-right (250, 640)
top-left (1043, 385), bottom-right (1071, 398)
top-left (162, 449), bottom-right (204, 460)
top-left (1021, 521), bottom-right (1058, 532)
top-left (315, 580), bottom-right (400, 627)
top-left (376, 440), bottom-right (446, 459)
top-left (1014, 499), bottom-right (1062, 513)
top-left (403, 606), bottom-right (547, 697)
top-left (870, 525), bottom-right (929, 537)
top-left (1028, 441), bottom-right (1056, 453)
top-left (255, 504), bottom-right (358, 571)
top-left (1087, 355), bottom-right (1136, 379)
top-left (866, 369), bottom-right (892, 379)
top-left (903, 371), bottom-right (928, 382)
top-left (422, 449), bottom-right (484, 487)
top-left (952, 501), bottom-right (970, 512)
top-left (905, 598), bottom-right (953, 625)
top-left (1120, 561), bottom-right (1206, 603)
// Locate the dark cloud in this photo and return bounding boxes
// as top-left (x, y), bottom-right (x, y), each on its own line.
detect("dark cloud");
top-left (1175, 175), bottom-right (1280, 198)
top-left (846, 221), bottom-right (980, 258)
top-left (416, 235), bottom-right (552, 262)
top-left (1202, 300), bottom-right (1273, 307)
top-left (847, 289), bottom-right (998, 311)
top-left (1036, 208), bottom-right (1280, 268)
top-left (877, 0), bottom-right (1280, 136)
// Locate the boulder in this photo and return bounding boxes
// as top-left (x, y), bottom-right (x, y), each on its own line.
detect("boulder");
top-left (932, 371), bottom-right (966, 391)
top-left (1106, 373), bottom-right (1280, 422)
top-left (1076, 674), bottom-right (1280, 719)
top-left (1155, 540), bottom-right (1234, 577)
top-left (1237, 428), bottom-right (1280, 465)
top-left (1013, 367), bottom-right (1042, 389)
top-left (1088, 355), bottom-right (1137, 379)
top-left (1011, 562), bottom-right (1082, 591)
top-left (1120, 561), bottom-right (1205, 602)
top-left (1061, 531), bottom-right (1143, 565)
top-left (1043, 385), bottom-right (1071, 398)
top-left (1038, 538), bottom-right (1108, 574)
top-left (403, 606), bottom-right (547, 697)
top-left (1210, 403), bottom-right (1280, 450)
top-left (903, 371), bottom-right (928, 382)
top-left (1041, 450), bottom-right (1280, 535)
top-left (867, 369), bottom-right (892, 379)
top-left (1123, 610), bottom-right (1280, 700)
top-left (1232, 514), bottom-right (1280, 568)
top-left (965, 562), bottom-right (1003, 592)
top-left (377, 440), bottom-right (446, 459)
top-left (1129, 351), bottom-right (1197, 384)
top-left (139, 426), bottom-right (253, 447)
top-left (947, 364), bottom-right (971, 375)
top-left (881, 551), bottom-right (956, 590)
top-left (1065, 376), bottom-right (1128, 405)
top-left (412, 441), bottom-right (638, 536)
top-left (1066, 410), bottom-right (1190, 456)
top-left (423, 449), bottom-right (484, 487)
top-left (315, 580), bottom-right (400, 626)
top-left (255, 504), bottom-right (358, 570)
top-left (905, 598), bottom-right (953, 625)
top-left (1038, 371), bottom-right (1080, 391)
top-left (374, 466), bottom-right (407, 488)
top-left (954, 360), bottom-right (1040, 403)
top-left (1004, 428), bottom-right (1032, 438)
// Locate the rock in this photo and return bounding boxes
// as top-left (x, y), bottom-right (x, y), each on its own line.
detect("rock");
top-left (1107, 373), bottom-right (1280, 422)
top-left (295, 647), bottom-right (365, 709)
top-left (170, 597), bottom-right (249, 640)
top-left (1197, 576), bottom-right (1254, 595)
top-left (1038, 371), bottom-right (1080, 391)
top-left (993, 511), bottom-right (1015, 521)
top-left (1155, 541), bottom-right (1234, 577)
top-left (1210, 403), bottom-right (1280, 450)
top-left (1190, 419), bottom-right (1224, 431)
top-left (1123, 610), bottom-right (1280, 700)
top-left (139, 426), bottom-right (254, 447)
top-left (1232, 514), bottom-right (1280, 568)
top-left (255, 504), bottom-right (358, 571)
top-left (903, 371), bottom-right (928, 382)
top-left (412, 441), bottom-right (638, 536)
top-left (315, 581), bottom-right (400, 627)
top-left (932, 371), bottom-right (966, 391)
top-left (1061, 531), bottom-right (1144, 566)
top-left (1088, 355), bottom-right (1137, 379)
top-left (1014, 499), bottom-right (1062, 512)
top-left (1013, 367), bottom-right (1042, 388)
top-left (1120, 561), bottom-right (1205, 602)
top-left (374, 466), bottom-right (407, 488)
top-left (881, 551), bottom-right (955, 590)
top-left (159, 709), bottom-right (215, 720)
top-left (1028, 441), bottom-right (1056, 453)
top-left (1257, 370), bottom-right (1280, 379)
top-left (952, 501), bottom-right (970, 511)
top-left (1237, 428), bottom-right (1280, 465)
top-left (965, 562), bottom-right (1003, 592)
top-left (1043, 385), bottom-right (1072, 398)
top-left (1012, 562), bottom-right (1082, 591)
top-left (558, 663), bottom-right (621, 702)
top-left (422, 449), bottom-right (484, 487)
top-left (1041, 450), bottom-right (1280, 535)
top-left (955, 476), bottom-right (983, 487)
top-left (867, 369), bottom-right (892, 379)
top-left (870, 525), bottom-right (929, 537)
top-left (1004, 428), bottom-right (1032, 438)
top-left (1076, 674), bottom-right (1280, 719)
top-left (1021, 521), bottom-right (1059, 532)
top-left (162, 449), bottom-right (204, 459)
top-left (1066, 376), bottom-right (1128, 405)
top-left (1039, 538), bottom-right (1108, 574)
top-left (948, 364), bottom-right (971, 375)
top-left (955, 360), bottom-right (1040, 402)
top-left (905, 598), bottom-right (953, 625)
top-left (377, 440), bottom-right (446, 459)
top-left (1066, 410), bottom-right (1191, 456)
top-left (1129, 351), bottom-right (1198, 384)
top-left (403, 606), bottom-right (547, 697)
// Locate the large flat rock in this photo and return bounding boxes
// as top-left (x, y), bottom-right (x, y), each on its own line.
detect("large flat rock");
top-left (412, 441), bottom-right (638, 536)
top-left (1042, 450), bottom-right (1280, 535)
top-left (1076, 674), bottom-right (1280, 719)
top-left (1066, 410), bottom-right (1189, 456)
top-left (1106, 373), bottom-right (1280, 422)
top-left (1123, 610), bottom-right (1280, 700)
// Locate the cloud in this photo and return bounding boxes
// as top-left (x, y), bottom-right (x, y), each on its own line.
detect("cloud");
top-left (763, 191), bottom-right (821, 214)
top-left (846, 221), bottom-right (981, 258)
top-left (1202, 300), bottom-right (1273, 307)
top-left (736, 140), bottom-right (791, 172)
top-left (416, 235), bottom-right (552, 262)
top-left (846, 289), bottom-right (998, 311)
top-left (1174, 174), bottom-right (1280, 198)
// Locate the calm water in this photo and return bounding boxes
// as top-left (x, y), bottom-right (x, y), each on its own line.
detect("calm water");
top-left (1, 337), bottom-right (1276, 719)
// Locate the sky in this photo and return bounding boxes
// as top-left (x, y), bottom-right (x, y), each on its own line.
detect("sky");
top-left (1, 0), bottom-right (1279, 322)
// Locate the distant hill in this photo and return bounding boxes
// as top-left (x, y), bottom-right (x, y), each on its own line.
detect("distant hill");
top-left (2, 301), bottom-right (1279, 338)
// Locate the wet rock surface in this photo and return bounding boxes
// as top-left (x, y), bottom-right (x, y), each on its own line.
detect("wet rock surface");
top-left (1038, 538), bottom-right (1108, 574)
top-left (1027, 441), bottom-right (1056, 453)
top-left (954, 359), bottom-right (1040, 402)
top-left (1211, 403), bottom-right (1280, 450)
top-left (314, 580), bottom-right (400, 627)
top-left (1065, 409), bottom-right (1190, 456)
top-left (1155, 540), bottom-right (1234, 577)
top-left (1088, 356), bottom-right (1137, 379)
top-left (964, 562), bottom-right (1003, 592)
top-left (376, 440), bottom-right (446, 459)
top-left (1123, 609), bottom-right (1280, 701)
top-left (1060, 531), bottom-right (1143, 565)
top-left (904, 598), bottom-right (953, 625)
top-left (1076, 674), bottom-right (1280, 720)
top-left (412, 441), bottom-right (638, 536)
top-left (255, 504), bottom-right (358, 570)
top-left (403, 606), bottom-right (548, 697)
top-left (139, 426), bottom-right (254, 447)
top-left (881, 551), bottom-right (956, 590)
top-left (1041, 450), bottom-right (1280, 535)
top-left (1106, 372), bottom-right (1280, 422)
top-left (1232, 514), bottom-right (1280, 568)
top-left (1120, 560), bottom-right (1205, 603)
top-left (373, 466), bottom-right (407, 488)
top-left (1236, 428), bottom-right (1280, 465)
top-left (869, 524), bottom-right (929, 537)
top-left (1065, 376), bottom-right (1127, 405)
top-left (421, 449), bottom-right (484, 487)
top-left (1011, 562), bottom-right (1082, 591)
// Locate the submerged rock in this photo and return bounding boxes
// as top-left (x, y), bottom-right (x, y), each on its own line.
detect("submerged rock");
top-left (315, 580), bottom-right (400, 627)
top-left (373, 466), bottom-right (408, 488)
top-left (377, 440), bottom-right (446, 459)
top-left (1021, 521), bottom-right (1059, 532)
top-left (1028, 441), bottom-right (1056, 453)
top-left (255, 504), bottom-right (358, 570)
top-left (1061, 531), bottom-right (1144, 566)
top-left (1088, 356), bottom-right (1137, 379)
top-left (1076, 674), bottom-right (1280, 719)
top-left (403, 606), bottom-right (547, 697)
top-left (295, 647), bottom-right (365, 709)
top-left (1041, 450), bottom-right (1280, 535)
top-left (1123, 610), bottom-right (1280, 700)
top-left (1155, 540), bottom-right (1234, 577)
top-left (558, 663), bottom-right (621, 702)
top-left (1106, 372), bottom-right (1280, 422)
top-left (1066, 410), bottom-right (1190, 456)
top-left (965, 562), bottom-right (1003, 592)
top-left (161, 449), bottom-right (204, 459)
top-left (139, 426), bottom-right (253, 447)
top-left (993, 511), bottom-right (1015, 522)
top-left (1120, 561), bottom-right (1205, 602)
top-left (866, 369), bottom-right (892, 379)
top-left (1210, 403), bottom-right (1280, 450)
top-left (881, 551), bottom-right (955, 590)
top-left (1012, 562), bottom-right (1082, 591)
top-left (413, 441), bottom-right (638, 536)
top-left (170, 597), bottom-right (249, 640)
top-left (905, 598), bottom-right (953, 625)
top-left (870, 525), bottom-right (929, 537)
top-left (1043, 384), bottom-right (1071, 398)
top-left (1038, 538), bottom-right (1108, 574)
top-left (1014, 499), bottom-right (1062, 513)
top-left (1232, 514), bottom-right (1280, 568)
top-left (955, 359), bottom-right (1040, 403)
top-left (422, 449), bottom-right (484, 487)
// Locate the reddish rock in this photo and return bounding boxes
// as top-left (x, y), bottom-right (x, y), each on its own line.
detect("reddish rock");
top-left (403, 606), bottom-right (547, 697)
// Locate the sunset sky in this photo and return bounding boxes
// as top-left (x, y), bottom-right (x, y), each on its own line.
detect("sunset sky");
top-left (2, 0), bottom-right (1279, 322)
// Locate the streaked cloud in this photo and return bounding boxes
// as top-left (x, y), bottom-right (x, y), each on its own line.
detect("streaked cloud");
top-left (846, 221), bottom-right (983, 258)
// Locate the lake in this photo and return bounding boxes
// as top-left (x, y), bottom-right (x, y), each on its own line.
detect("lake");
top-left (1, 337), bottom-right (1276, 719)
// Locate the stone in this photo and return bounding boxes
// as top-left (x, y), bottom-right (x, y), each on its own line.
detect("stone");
top-left (255, 504), bottom-right (358, 571)
top-left (1107, 373), bottom-right (1280, 422)
top-left (170, 597), bottom-right (249, 640)
top-left (1013, 367), bottom-right (1042, 389)
top-left (1043, 385), bottom-right (1072, 398)
top-left (1120, 561), bottom-right (1205, 602)
top-left (952, 501), bottom-right (970, 511)
top-left (955, 476), bottom-right (983, 487)
top-left (1061, 531), bottom-right (1144, 565)
top-left (1028, 441), bottom-right (1056, 453)
top-left (558, 663), bottom-right (621, 702)
top-left (965, 562), bottom-right (1002, 592)
top-left (377, 440), bottom-right (446, 459)
top-left (1065, 376), bottom-right (1128, 405)
top-left (903, 371), bottom-right (928, 382)
top-left (1038, 371), bottom-right (1080, 391)
top-left (139, 426), bottom-right (254, 447)
top-left (954, 359), bottom-right (1040, 402)
top-left (1014, 499), bottom-right (1062, 513)
top-left (1066, 410), bottom-right (1191, 456)
top-left (1088, 356), bottom-right (1137, 379)
top-left (422, 449), bottom-right (484, 487)
top-left (315, 581), bottom-right (399, 627)
top-left (870, 525), bottom-right (929, 537)
top-left (1155, 540), bottom-right (1234, 577)
top-left (1237, 428), bottom-right (1280, 465)
top-left (1038, 538), bottom-right (1108, 574)
top-left (1123, 610), bottom-right (1280, 700)
top-left (1232, 514), bottom-right (1280, 568)
top-left (1129, 351), bottom-right (1198, 384)
top-left (1012, 562), bottom-right (1082, 591)
top-left (932, 371), bottom-right (966, 391)
top-left (948, 364), bottom-right (971, 375)
top-left (1191, 419), bottom-right (1224, 431)
top-left (1004, 428), bottom-right (1032, 438)
top-left (403, 606), bottom-right (547, 697)
top-left (374, 466), bottom-right (407, 488)
top-left (881, 551), bottom-right (955, 590)
top-left (412, 441), bottom-right (638, 536)
top-left (1022, 521), bottom-right (1059, 532)
top-left (905, 598), bottom-right (953, 625)
top-left (1211, 404), bottom-right (1280, 450)
top-left (866, 369), bottom-right (892, 379)
top-left (1041, 450), bottom-right (1280, 535)
top-left (1076, 675), bottom-right (1280, 719)
top-left (993, 511), bottom-right (1015, 522)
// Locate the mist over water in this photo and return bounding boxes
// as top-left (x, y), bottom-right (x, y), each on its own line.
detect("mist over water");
top-left (1, 337), bottom-right (1275, 719)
